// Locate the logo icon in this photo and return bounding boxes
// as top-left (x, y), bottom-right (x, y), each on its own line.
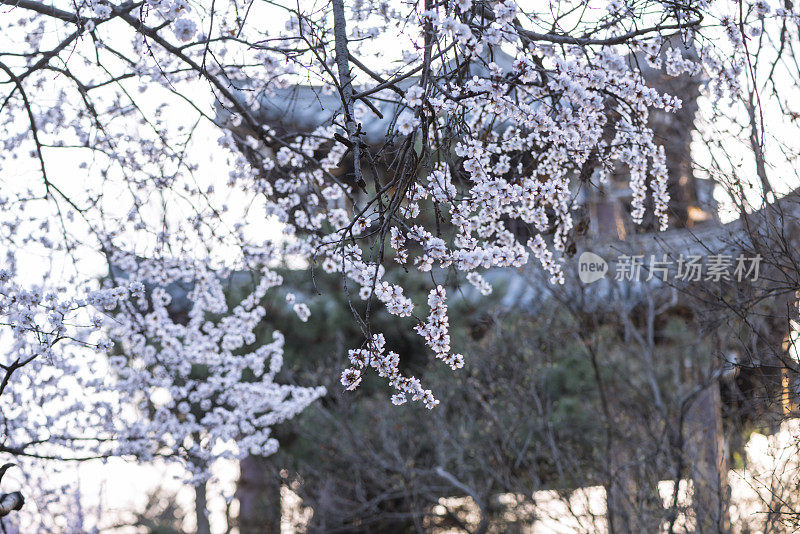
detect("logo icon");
top-left (578, 251), bottom-right (608, 284)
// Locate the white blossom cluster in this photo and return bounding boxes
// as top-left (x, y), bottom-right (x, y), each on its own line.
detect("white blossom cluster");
top-left (341, 285), bottom-right (464, 408)
top-left (106, 255), bottom-right (325, 469)
top-left (0, 263), bottom-right (136, 468)
top-left (0, 252), bottom-right (323, 490)
top-left (342, 332), bottom-right (438, 409)
top-left (0, 268), bottom-right (125, 364)
top-left (413, 286), bottom-right (464, 372)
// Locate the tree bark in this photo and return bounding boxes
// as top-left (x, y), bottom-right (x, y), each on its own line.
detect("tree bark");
top-left (685, 384), bottom-right (731, 533)
top-left (235, 455), bottom-right (282, 534)
top-left (195, 480), bottom-right (211, 534)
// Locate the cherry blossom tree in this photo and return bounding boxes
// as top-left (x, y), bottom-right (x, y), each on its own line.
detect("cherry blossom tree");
top-left (0, 0), bottom-right (798, 528)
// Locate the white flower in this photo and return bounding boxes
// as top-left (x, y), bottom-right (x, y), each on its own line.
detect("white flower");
top-left (341, 368), bottom-right (362, 390)
top-left (293, 303), bottom-right (311, 322)
top-left (466, 272), bottom-right (492, 295)
top-left (495, 0), bottom-right (517, 23)
top-left (163, 0), bottom-right (190, 19)
top-left (173, 18), bottom-right (197, 42)
top-left (95, 338), bottom-right (114, 352)
top-left (753, 0), bottom-right (770, 16)
top-left (397, 112), bottom-right (419, 135)
top-left (93, 3), bottom-right (111, 17)
top-left (405, 85), bottom-right (425, 107)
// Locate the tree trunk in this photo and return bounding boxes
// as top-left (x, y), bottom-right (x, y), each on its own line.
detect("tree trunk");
top-left (606, 435), bottom-right (665, 533)
top-left (195, 480), bottom-right (211, 534)
top-left (606, 454), bottom-right (637, 534)
top-left (685, 383), bottom-right (730, 533)
top-left (235, 455), bottom-right (282, 534)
